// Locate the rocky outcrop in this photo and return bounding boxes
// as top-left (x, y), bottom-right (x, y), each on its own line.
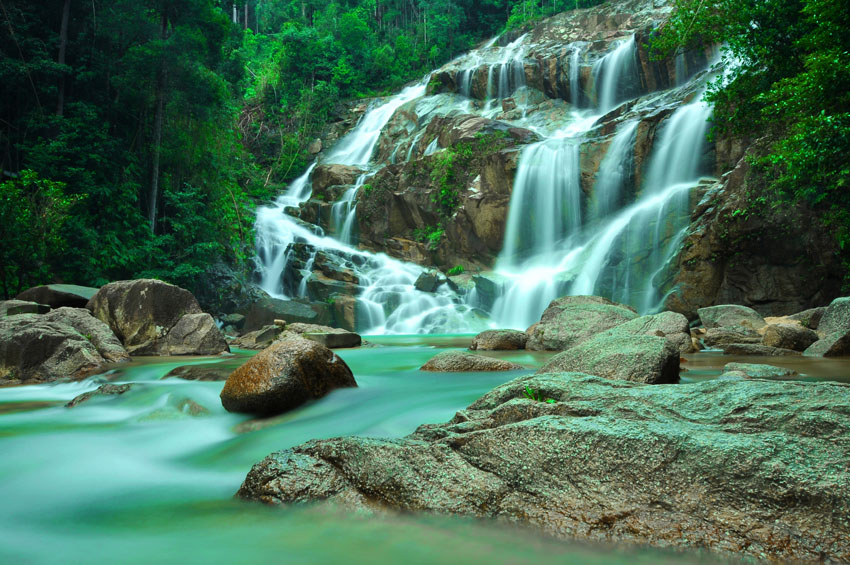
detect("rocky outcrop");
top-left (420, 350), bottom-right (525, 372)
top-left (538, 333), bottom-right (679, 384)
top-left (220, 337), bottom-right (357, 416)
top-left (470, 329), bottom-right (528, 351)
top-left (41, 307), bottom-right (129, 363)
top-left (162, 313), bottom-right (230, 355)
top-left (16, 284), bottom-right (98, 309)
top-left (525, 295), bottom-right (637, 351)
top-left (238, 372), bottom-right (850, 562)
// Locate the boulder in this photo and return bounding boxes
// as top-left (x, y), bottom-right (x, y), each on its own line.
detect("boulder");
top-left (697, 304), bottom-right (767, 330)
top-left (787, 306), bottom-right (827, 330)
top-left (525, 296), bottom-right (638, 351)
top-left (232, 325), bottom-right (296, 350)
top-left (469, 329), bottom-right (528, 351)
top-left (165, 364), bottom-right (236, 381)
top-left (701, 326), bottom-right (761, 347)
top-left (286, 323), bottom-right (361, 348)
top-left (803, 330), bottom-right (850, 357)
top-left (413, 271), bottom-right (441, 293)
top-left (720, 343), bottom-right (801, 356)
top-left (720, 362), bottom-right (799, 380)
top-left (818, 296), bottom-right (850, 336)
top-left (0, 300), bottom-right (49, 317)
top-left (236, 290), bottom-right (332, 332)
top-left (238, 373), bottom-right (850, 562)
top-left (86, 279), bottom-right (203, 355)
top-left (311, 164), bottom-right (364, 196)
top-left (41, 307), bottom-right (129, 363)
top-left (761, 323), bottom-right (819, 352)
top-left (0, 316), bottom-right (104, 385)
top-left (538, 333), bottom-right (679, 384)
top-left (16, 284), bottom-right (98, 309)
top-left (66, 383), bottom-right (133, 408)
top-left (220, 337), bottom-right (357, 416)
top-left (606, 311), bottom-right (694, 353)
top-left (162, 313), bottom-right (229, 355)
top-left (420, 350), bottom-right (525, 372)
top-left (221, 313), bottom-right (246, 329)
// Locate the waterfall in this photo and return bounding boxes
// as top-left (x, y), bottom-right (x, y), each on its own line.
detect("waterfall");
top-left (570, 43), bottom-right (585, 107)
top-left (592, 36), bottom-right (639, 113)
top-left (331, 173), bottom-right (368, 244)
top-left (592, 120), bottom-right (638, 220)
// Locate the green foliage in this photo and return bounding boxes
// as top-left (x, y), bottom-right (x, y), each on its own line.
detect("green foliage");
top-left (523, 385), bottom-right (556, 403)
top-left (447, 265), bottom-right (465, 276)
top-left (413, 225), bottom-right (445, 250)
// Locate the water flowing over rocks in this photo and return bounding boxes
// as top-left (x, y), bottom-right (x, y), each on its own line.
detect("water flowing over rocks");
top-left (220, 337), bottom-right (357, 416)
top-left (238, 373), bottom-right (850, 562)
top-left (66, 383), bottom-right (133, 408)
top-left (420, 350), bottom-right (525, 372)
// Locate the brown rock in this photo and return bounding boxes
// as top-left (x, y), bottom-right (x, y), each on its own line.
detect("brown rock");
top-left (470, 329), bottom-right (528, 351)
top-left (163, 313), bottom-right (229, 355)
top-left (761, 323), bottom-right (819, 352)
top-left (420, 350), bottom-right (525, 372)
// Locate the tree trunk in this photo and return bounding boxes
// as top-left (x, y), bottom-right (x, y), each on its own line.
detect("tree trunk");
top-left (56, 0), bottom-right (71, 117)
top-left (148, 14), bottom-right (168, 233)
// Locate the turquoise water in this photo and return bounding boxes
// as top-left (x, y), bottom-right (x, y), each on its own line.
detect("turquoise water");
top-left (0, 336), bottom-right (799, 564)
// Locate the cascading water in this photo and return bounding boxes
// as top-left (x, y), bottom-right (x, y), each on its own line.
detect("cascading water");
top-left (591, 120), bottom-right (638, 220)
top-left (592, 36), bottom-right (640, 113)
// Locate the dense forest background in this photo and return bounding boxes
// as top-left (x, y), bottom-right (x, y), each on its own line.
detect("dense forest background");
top-left (1, 0), bottom-right (847, 299)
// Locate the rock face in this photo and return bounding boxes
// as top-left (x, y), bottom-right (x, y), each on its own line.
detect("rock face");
top-left (469, 329), bottom-right (528, 351)
top-left (238, 373), bottom-right (850, 562)
top-left (697, 304), bottom-right (766, 330)
top-left (162, 313), bottom-right (230, 355)
top-left (0, 316), bottom-right (104, 385)
top-left (42, 307), bottom-right (129, 363)
top-left (87, 279), bottom-right (203, 355)
top-left (16, 284), bottom-right (98, 309)
top-left (220, 337), bottom-right (357, 416)
top-left (420, 350), bottom-right (525, 372)
top-left (539, 333), bottom-right (679, 384)
top-left (818, 296), bottom-right (850, 336)
top-left (525, 296), bottom-right (637, 351)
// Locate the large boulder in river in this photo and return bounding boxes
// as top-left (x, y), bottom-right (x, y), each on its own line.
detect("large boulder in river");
top-left (41, 307), bottom-right (129, 363)
top-left (470, 329), bottom-right (527, 351)
top-left (606, 311), bottom-right (693, 353)
top-left (237, 373), bottom-right (850, 562)
top-left (0, 316), bottom-right (104, 385)
top-left (220, 337), bottom-right (357, 416)
top-left (162, 313), bottom-right (230, 355)
top-left (761, 323), bottom-right (818, 351)
top-left (420, 350), bottom-right (525, 372)
top-left (87, 279), bottom-right (204, 355)
top-left (538, 333), bottom-right (679, 384)
top-left (16, 284), bottom-right (98, 309)
top-left (525, 296), bottom-right (637, 351)
top-left (697, 304), bottom-right (766, 330)
top-left (818, 296), bottom-right (850, 336)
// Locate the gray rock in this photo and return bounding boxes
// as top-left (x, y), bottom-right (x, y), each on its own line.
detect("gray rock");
top-left (238, 373), bottom-right (850, 562)
top-left (720, 343), bottom-right (801, 356)
top-left (66, 383), bottom-right (133, 407)
top-left (818, 296), bottom-right (850, 336)
top-left (538, 333), bottom-right (679, 384)
top-left (236, 290), bottom-right (331, 332)
top-left (232, 325), bottom-right (291, 350)
top-left (721, 362), bottom-right (799, 379)
top-left (413, 271), bottom-right (440, 293)
top-left (165, 365), bottom-right (235, 381)
top-left (40, 307), bottom-right (128, 363)
top-left (0, 316), bottom-right (104, 384)
top-left (606, 311), bottom-right (694, 353)
top-left (787, 306), bottom-right (827, 330)
top-left (86, 279), bottom-right (202, 355)
top-left (525, 295), bottom-right (637, 351)
top-left (220, 337), bottom-right (357, 416)
top-left (469, 329), bottom-right (527, 351)
top-left (803, 330), bottom-right (850, 357)
top-left (702, 326), bottom-right (761, 347)
top-left (761, 323), bottom-right (819, 351)
top-left (16, 284), bottom-right (98, 308)
top-left (287, 323), bottom-right (361, 348)
top-left (0, 300), bottom-right (49, 317)
top-left (163, 313), bottom-right (229, 355)
top-left (420, 350), bottom-right (525, 372)
top-left (221, 313), bottom-right (246, 329)
top-left (697, 304), bottom-right (767, 330)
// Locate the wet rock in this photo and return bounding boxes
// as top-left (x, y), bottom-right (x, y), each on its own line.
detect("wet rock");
top-left (16, 284), bottom-right (98, 308)
top-left (719, 343), bottom-right (801, 356)
top-left (414, 271), bottom-right (441, 293)
top-left (803, 330), bottom-right (850, 357)
top-left (66, 383), bottom-right (133, 407)
top-left (220, 337), bottom-right (357, 416)
top-left (236, 289), bottom-right (332, 331)
top-left (162, 313), bottom-right (229, 355)
top-left (818, 296), bottom-right (850, 336)
top-left (287, 323), bottom-right (361, 349)
top-left (0, 316), bottom-right (104, 384)
top-left (761, 323), bottom-right (819, 352)
top-left (470, 329), bottom-right (528, 351)
top-left (311, 164), bottom-right (364, 196)
top-left (538, 333), bottom-right (679, 384)
top-left (420, 350), bottom-right (525, 372)
top-left (702, 326), bottom-right (762, 347)
top-left (721, 362), bottom-right (799, 379)
top-left (525, 295), bottom-right (637, 351)
top-left (232, 325), bottom-right (294, 350)
top-left (165, 364), bottom-right (235, 381)
top-left (607, 311), bottom-right (694, 353)
top-left (786, 306), bottom-right (826, 330)
top-left (697, 304), bottom-right (767, 330)
top-left (329, 294), bottom-right (358, 333)
top-left (238, 372), bottom-right (850, 562)
top-left (0, 300), bottom-right (49, 317)
top-left (42, 307), bottom-right (129, 363)
top-left (86, 279), bottom-right (203, 355)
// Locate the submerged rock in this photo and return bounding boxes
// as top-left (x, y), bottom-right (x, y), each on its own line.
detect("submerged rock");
top-left (420, 350), bottom-right (525, 372)
top-left (220, 338), bottom-right (357, 416)
top-left (525, 295), bottom-right (637, 351)
top-left (238, 373), bottom-right (850, 562)
top-left (66, 383), bottom-right (133, 407)
top-left (469, 329), bottom-right (528, 351)
top-left (538, 333), bottom-right (679, 384)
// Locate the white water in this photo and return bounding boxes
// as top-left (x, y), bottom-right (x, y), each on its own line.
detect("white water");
top-left (592, 120), bottom-right (638, 220)
top-left (592, 36), bottom-right (639, 113)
